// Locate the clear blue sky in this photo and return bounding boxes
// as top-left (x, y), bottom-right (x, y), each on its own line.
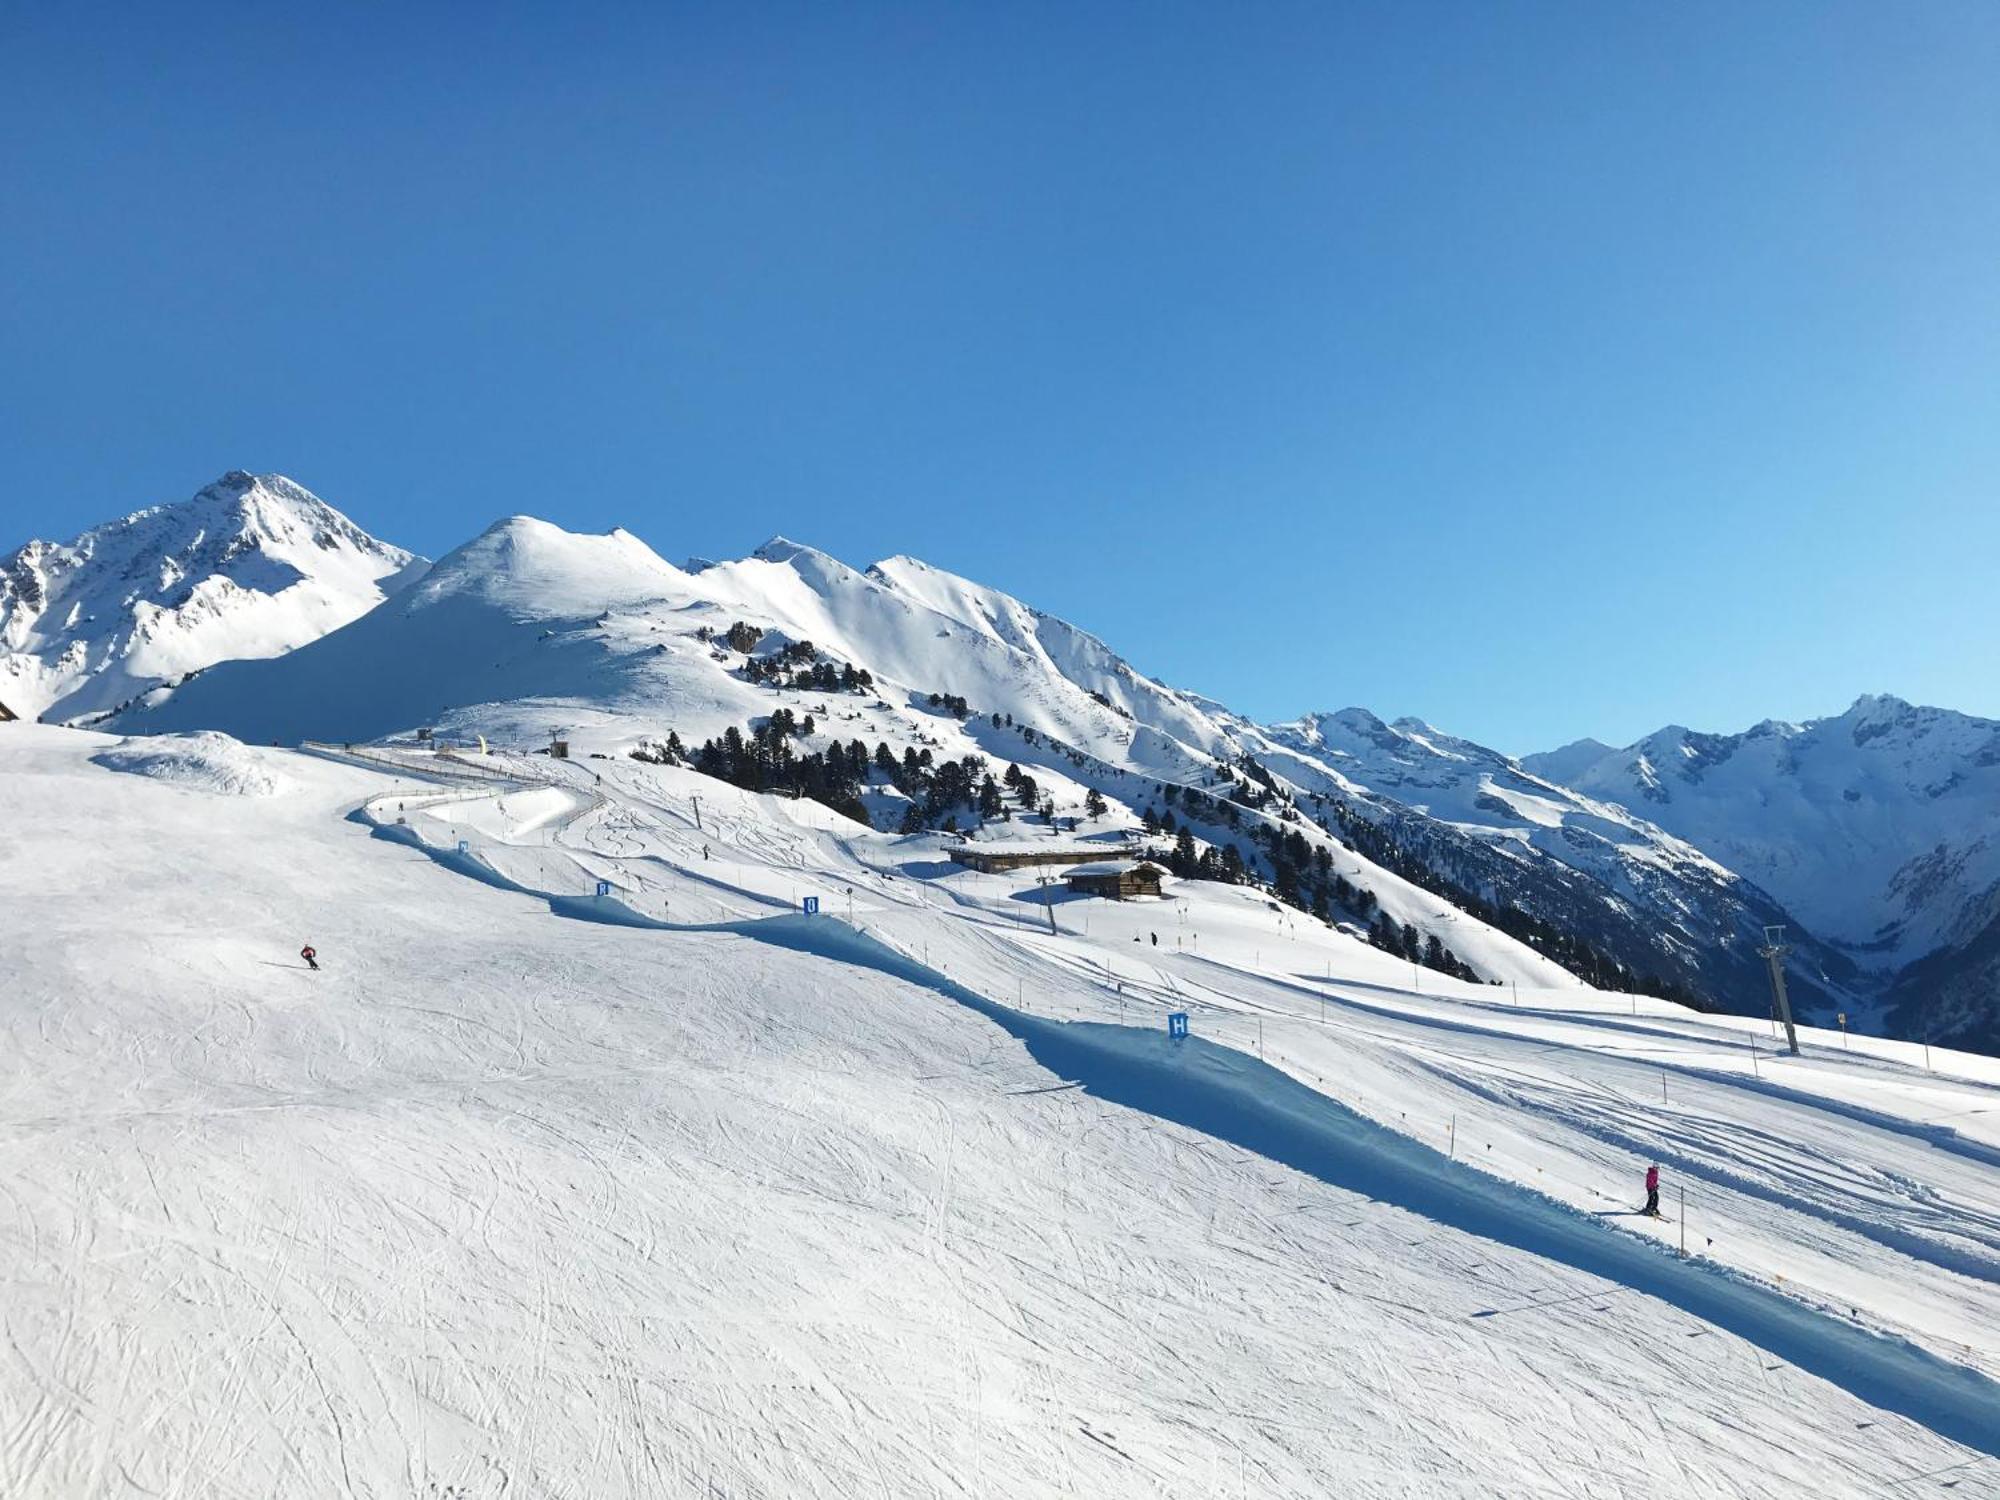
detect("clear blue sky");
top-left (4, 2), bottom-right (1996, 753)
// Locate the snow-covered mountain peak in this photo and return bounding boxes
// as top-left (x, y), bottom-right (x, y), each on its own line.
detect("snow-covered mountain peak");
top-left (1280, 707), bottom-right (1479, 767)
top-left (1849, 691), bottom-right (1912, 720)
top-left (1, 472), bottom-right (422, 724)
top-left (749, 535), bottom-right (817, 564)
top-left (743, 535), bottom-right (877, 596)
top-left (1527, 737), bottom-right (1617, 788)
top-left (411, 515), bottom-right (688, 617)
top-left (1525, 698), bottom-right (2000, 1035)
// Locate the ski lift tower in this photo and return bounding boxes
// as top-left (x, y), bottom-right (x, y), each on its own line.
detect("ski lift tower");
top-left (1758, 925), bottom-right (1800, 1056)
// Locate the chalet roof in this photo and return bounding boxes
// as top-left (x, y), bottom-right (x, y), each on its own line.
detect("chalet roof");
top-left (1063, 860), bottom-right (1162, 878)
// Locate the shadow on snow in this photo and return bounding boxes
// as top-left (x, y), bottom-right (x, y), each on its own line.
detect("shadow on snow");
top-left (742, 913), bottom-right (2000, 1462)
top-left (358, 810), bottom-right (2000, 1459)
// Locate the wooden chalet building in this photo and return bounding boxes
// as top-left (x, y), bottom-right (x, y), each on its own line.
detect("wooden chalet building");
top-left (946, 845), bottom-right (1115, 874)
top-left (1062, 860), bottom-right (1165, 901)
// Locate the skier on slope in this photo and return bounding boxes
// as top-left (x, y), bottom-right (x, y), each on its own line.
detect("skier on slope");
top-left (1643, 1163), bottom-right (1661, 1217)
top-left (301, 944), bottom-right (319, 972)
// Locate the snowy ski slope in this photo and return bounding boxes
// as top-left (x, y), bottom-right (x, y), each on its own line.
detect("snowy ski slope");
top-left (3, 722), bottom-right (1998, 1497)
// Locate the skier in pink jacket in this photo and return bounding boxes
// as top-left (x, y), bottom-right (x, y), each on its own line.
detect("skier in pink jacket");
top-left (1643, 1164), bottom-right (1661, 1217)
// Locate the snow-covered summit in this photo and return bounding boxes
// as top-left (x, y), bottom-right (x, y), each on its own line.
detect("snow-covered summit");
top-left (1525, 697), bottom-right (2000, 1045)
top-left (121, 514), bottom-right (1221, 768)
top-left (412, 514), bottom-right (687, 615)
top-left (1205, 703), bottom-right (1858, 1021)
top-left (0, 471), bottom-right (423, 724)
top-left (1522, 736), bottom-right (1617, 789)
top-left (1525, 697), bottom-right (2000, 956)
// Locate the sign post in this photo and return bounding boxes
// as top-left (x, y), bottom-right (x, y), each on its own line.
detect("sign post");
top-left (595, 880), bottom-right (612, 898)
top-left (1167, 1012), bottom-right (1189, 1041)
top-left (802, 896), bottom-right (820, 916)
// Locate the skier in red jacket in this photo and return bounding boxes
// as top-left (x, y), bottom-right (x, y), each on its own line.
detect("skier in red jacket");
top-left (301, 944), bottom-right (319, 972)
top-left (1643, 1164), bottom-right (1661, 1217)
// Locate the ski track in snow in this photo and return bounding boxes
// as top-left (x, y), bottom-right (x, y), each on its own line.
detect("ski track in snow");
top-left (2, 726), bottom-right (1998, 1497)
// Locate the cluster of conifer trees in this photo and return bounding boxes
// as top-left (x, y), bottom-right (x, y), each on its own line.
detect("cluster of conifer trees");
top-left (735, 636), bottom-right (876, 694)
top-left (680, 713), bottom-right (873, 824)
top-left (1137, 798), bottom-right (1478, 980)
top-left (665, 709), bottom-right (1048, 836)
top-left (1316, 796), bottom-right (1706, 1005)
top-left (656, 636), bottom-right (1703, 1006)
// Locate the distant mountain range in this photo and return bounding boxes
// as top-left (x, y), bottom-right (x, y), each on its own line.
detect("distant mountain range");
top-left (1525, 701), bottom-right (2000, 1049)
top-left (7, 472), bottom-right (1994, 1051)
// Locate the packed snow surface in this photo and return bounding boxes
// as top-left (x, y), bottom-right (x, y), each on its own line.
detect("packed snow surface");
top-left (90, 730), bottom-right (293, 796)
top-left (3, 723), bottom-right (1997, 1497)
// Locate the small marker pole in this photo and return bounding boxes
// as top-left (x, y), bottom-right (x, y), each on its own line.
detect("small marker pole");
top-left (1679, 1188), bottom-right (1686, 1258)
top-left (1661, 1070), bottom-right (1667, 1104)
top-left (1448, 1114), bottom-right (1456, 1159)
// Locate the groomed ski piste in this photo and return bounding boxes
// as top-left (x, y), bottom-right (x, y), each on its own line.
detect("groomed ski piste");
top-left (4, 722), bottom-right (1999, 1497)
